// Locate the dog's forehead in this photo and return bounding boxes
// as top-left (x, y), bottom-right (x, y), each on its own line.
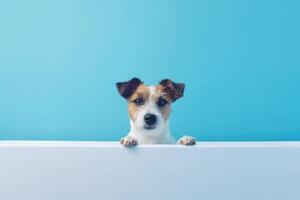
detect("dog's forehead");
top-left (148, 86), bottom-right (156, 97)
top-left (148, 85), bottom-right (164, 100)
top-left (130, 84), bottom-right (166, 101)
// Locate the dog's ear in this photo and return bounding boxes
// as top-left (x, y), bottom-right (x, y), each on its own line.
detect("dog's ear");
top-left (159, 79), bottom-right (185, 102)
top-left (116, 77), bottom-right (142, 99)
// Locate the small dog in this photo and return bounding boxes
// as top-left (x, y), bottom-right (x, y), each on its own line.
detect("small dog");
top-left (116, 77), bottom-right (196, 147)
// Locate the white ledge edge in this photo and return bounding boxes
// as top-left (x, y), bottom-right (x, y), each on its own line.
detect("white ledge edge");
top-left (1, 141), bottom-right (300, 148)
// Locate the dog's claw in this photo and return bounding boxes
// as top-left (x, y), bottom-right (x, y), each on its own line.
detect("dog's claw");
top-left (178, 136), bottom-right (196, 145)
top-left (120, 136), bottom-right (138, 147)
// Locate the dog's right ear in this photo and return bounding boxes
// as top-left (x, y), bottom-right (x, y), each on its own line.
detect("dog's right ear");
top-left (116, 77), bottom-right (142, 99)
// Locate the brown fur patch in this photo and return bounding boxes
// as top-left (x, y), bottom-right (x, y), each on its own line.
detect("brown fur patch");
top-left (127, 84), bottom-right (150, 120)
top-left (154, 86), bottom-right (172, 120)
top-left (156, 85), bottom-right (174, 102)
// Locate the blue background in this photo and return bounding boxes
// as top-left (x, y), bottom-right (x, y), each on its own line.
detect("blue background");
top-left (1, 0), bottom-right (299, 141)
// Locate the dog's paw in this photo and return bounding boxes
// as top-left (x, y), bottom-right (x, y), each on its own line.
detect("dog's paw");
top-left (178, 136), bottom-right (196, 146)
top-left (120, 136), bottom-right (138, 147)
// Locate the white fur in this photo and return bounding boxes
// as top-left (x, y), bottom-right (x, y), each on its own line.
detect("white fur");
top-left (126, 86), bottom-right (175, 144)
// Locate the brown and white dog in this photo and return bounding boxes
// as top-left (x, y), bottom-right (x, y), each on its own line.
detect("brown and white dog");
top-left (116, 77), bottom-right (196, 147)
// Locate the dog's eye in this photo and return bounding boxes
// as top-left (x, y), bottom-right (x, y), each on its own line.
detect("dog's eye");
top-left (157, 97), bottom-right (168, 107)
top-left (133, 98), bottom-right (144, 106)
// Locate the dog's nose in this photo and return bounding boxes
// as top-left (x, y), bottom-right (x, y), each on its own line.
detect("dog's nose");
top-left (144, 114), bottom-right (157, 126)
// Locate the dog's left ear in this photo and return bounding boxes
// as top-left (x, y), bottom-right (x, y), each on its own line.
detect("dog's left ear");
top-left (159, 79), bottom-right (185, 102)
top-left (116, 77), bottom-right (142, 99)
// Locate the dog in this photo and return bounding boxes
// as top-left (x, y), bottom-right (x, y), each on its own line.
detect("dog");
top-left (116, 77), bottom-right (196, 147)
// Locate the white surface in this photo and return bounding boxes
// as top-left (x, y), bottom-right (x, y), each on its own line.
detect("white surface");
top-left (0, 141), bottom-right (300, 200)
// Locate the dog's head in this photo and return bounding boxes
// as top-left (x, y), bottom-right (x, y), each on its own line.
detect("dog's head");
top-left (116, 77), bottom-right (185, 136)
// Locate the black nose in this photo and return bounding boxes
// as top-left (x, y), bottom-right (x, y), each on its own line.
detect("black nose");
top-left (144, 114), bottom-right (157, 126)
